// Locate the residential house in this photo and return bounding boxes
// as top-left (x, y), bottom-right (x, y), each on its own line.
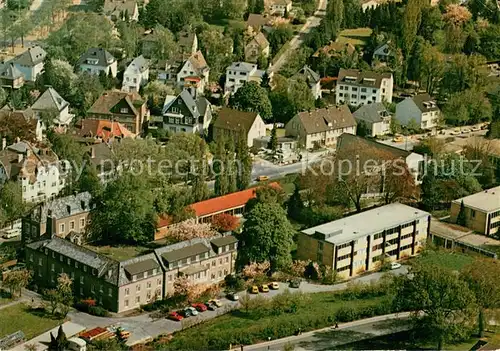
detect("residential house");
top-left (178, 30), bottom-right (198, 55)
top-left (0, 141), bottom-right (66, 203)
top-left (150, 89), bottom-right (212, 134)
top-left (0, 62), bottom-right (24, 89)
top-left (268, 0), bottom-right (292, 16)
top-left (352, 102), bottom-right (391, 137)
top-left (450, 186), bottom-right (500, 236)
top-left (87, 90), bottom-right (148, 134)
top-left (31, 88), bottom-right (74, 130)
top-left (77, 119), bottom-right (137, 143)
top-left (122, 55), bottom-right (149, 93)
top-left (12, 46), bottom-right (46, 82)
top-left (360, 0), bottom-right (380, 11)
top-left (312, 42), bottom-right (356, 60)
top-left (245, 32), bottom-right (270, 63)
top-left (103, 0), bottom-right (139, 21)
top-left (225, 62), bottom-right (266, 95)
top-left (161, 51), bottom-right (210, 95)
top-left (22, 192), bottom-right (92, 244)
top-left (292, 65), bottom-right (322, 100)
top-left (336, 69), bottom-right (393, 106)
top-left (284, 105), bottom-right (357, 149)
top-left (336, 133), bottom-right (424, 185)
top-left (26, 234), bottom-right (238, 312)
top-left (154, 236), bottom-right (238, 297)
top-left (213, 107), bottom-right (266, 147)
top-left (78, 48), bottom-right (118, 78)
top-left (297, 203), bottom-right (430, 279)
top-left (0, 107), bottom-right (40, 140)
top-left (395, 93), bottom-right (441, 130)
top-left (372, 42), bottom-right (392, 62)
top-left (85, 142), bottom-right (118, 183)
top-left (246, 14), bottom-right (271, 35)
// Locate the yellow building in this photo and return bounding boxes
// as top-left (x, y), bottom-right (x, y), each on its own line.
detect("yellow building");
top-left (297, 203), bottom-right (430, 279)
top-left (450, 186), bottom-right (500, 236)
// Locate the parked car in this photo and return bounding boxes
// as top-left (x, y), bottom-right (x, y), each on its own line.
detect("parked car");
top-left (390, 262), bottom-right (402, 270)
top-left (269, 282), bottom-right (280, 290)
top-left (192, 303), bottom-right (208, 312)
top-left (2, 229), bottom-right (20, 239)
top-left (168, 311), bottom-right (184, 321)
top-left (209, 299), bottom-right (223, 307)
top-left (257, 175), bottom-right (269, 182)
top-left (289, 279), bottom-right (301, 288)
top-left (226, 292), bottom-right (239, 301)
top-left (392, 135), bottom-right (403, 143)
top-left (260, 284), bottom-right (269, 293)
top-left (204, 302), bottom-right (217, 311)
top-left (250, 285), bottom-right (259, 294)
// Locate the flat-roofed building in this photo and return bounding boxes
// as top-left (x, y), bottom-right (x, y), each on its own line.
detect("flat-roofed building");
top-left (450, 186), bottom-right (500, 236)
top-left (297, 203), bottom-right (430, 279)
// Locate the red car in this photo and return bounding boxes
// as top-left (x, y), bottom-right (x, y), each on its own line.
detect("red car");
top-left (168, 311), bottom-right (184, 321)
top-left (192, 303), bottom-right (208, 312)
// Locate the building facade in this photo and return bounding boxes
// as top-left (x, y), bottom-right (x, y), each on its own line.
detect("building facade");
top-left (352, 102), bottom-right (391, 137)
top-left (78, 48), bottom-right (118, 78)
top-left (12, 46), bottom-right (46, 82)
top-left (395, 93), bottom-right (441, 130)
top-left (225, 62), bottom-right (266, 95)
top-left (336, 69), bottom-right (393, 106)
top-left (122, 55), bottom-right (149, 93)
top-left (450, 186), bottom-right (500, 236)
top-left (213, 108), bottom-right (266, 147)
top-left (297, 203), bottom-right (430, 279)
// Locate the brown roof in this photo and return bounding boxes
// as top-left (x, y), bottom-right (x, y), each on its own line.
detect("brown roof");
top-left (411, 93), bottom-right (440, 113)
top-left (187, 51), bottom-right (208, 75)
top-left (214, 107), bottom-right (259, 133)
top-left (103, 0), bottom-right (137, 16)
top-left (246, 14), bottom-right (270, 30)
top-left (78, 119), bottom-right (136, 142)
top-left (87, 90), bottom-right (143, 116)
top-left (178, 31), bottom-right (196, 51)
top-left (313, 41), bottom-right (356, 57)
top-left (294, 105), bottom-right (356, 134)
top-left (338, 69), bottom-right (392, 88)
top-left (250, 32), bottom-right (270, 49)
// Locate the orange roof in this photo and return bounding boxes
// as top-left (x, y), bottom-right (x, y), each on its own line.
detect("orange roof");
top-left (80, 327), bottom-right (107, 339)
top-left (157, 214), bottom-right (172, 228)
top-left (79, 119), bottom-right (136, 142)
top-left (190, 182), bottom-right (280, 217)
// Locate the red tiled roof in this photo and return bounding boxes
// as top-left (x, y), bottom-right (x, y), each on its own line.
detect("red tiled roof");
top-left (79, 119), bottom-right (136, 142)
top-left (80, 327), bottom-right (107, 339)
top-left (157, 214), bottom-right (172, 228)
top-left (190, 183), bottom-right (280, 217)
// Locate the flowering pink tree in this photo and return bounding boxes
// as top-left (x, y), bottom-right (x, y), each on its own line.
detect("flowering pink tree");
top-left (167, 219), bottom-right (217, 241)
top-left (242, 261), bottom-right (270, 279)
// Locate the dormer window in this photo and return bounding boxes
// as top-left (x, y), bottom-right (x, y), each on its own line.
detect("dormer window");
top-left (132, 274), bottom-right (137, 281)
top-left (153, 268), bottom-right (157, 275)
top-left (144, 271), bottom-right (148, 279)
top-left (120, 108), bottom-right (128, 114)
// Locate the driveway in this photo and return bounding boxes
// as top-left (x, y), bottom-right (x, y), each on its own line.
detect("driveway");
top-left (270, 0), bottom-right (328, 73)
top-left (67, 266), bottom-right (408, 346)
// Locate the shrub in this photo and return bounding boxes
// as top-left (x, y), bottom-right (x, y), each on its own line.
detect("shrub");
top-left (88, 306), bottom-right (110, 317)
top-left (75, 299), bottom-right (110, 316)
top-left (224, 274), bottom-right (245, 291)
top-left (335, 305), bottom-right (359, 322)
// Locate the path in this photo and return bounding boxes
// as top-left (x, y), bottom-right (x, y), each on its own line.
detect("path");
top-left (270, 0), bottom-right (328, 73)
top-left (67, 265), bottom-right (408, 346)
top-left (242, 312), bottom-right (413, 351)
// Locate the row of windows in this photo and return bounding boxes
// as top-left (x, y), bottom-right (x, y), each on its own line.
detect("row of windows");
top-left (339, 85), bottom-right (377, 94)
top-left (34, 251), bottom-right (98, 276)
top-left (337, 242), bottom-right (351, 250)
top-left (337, 253), bottom-right (351, 261)
top-left (125, 279), bottom-right (162, 296)
top-left (59, 218), bottom-right (86, 234)
top-left (490, 221), bottom-right (500, 229)
top-left (491, 210), bottom-right (500, 219)
top-left (337, 265), bottom-right (350, 272)
top-left (400, 243), bottom-right (413, 251)
top-left (131, 269), bottom-right (159, 282)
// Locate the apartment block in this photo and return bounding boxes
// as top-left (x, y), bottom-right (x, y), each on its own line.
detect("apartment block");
top-left (25, 234), bottom-right (237, 313)
top-left (297, 203), bottom-right (430, 279)
top-left (335, 69), bottom-right (393, 106)
top-left (450, 186), bottom-right (500, 236)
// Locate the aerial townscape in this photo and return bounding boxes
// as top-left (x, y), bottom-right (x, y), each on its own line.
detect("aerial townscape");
top-left (1, 0), bottom-right (500, 349)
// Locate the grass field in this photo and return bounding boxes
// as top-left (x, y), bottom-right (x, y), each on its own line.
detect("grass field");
top-left (0, 303), bottom-right (62, 340)
top-left (84, 244), bottom-right (151, 261)
top-left (412, 250), bottom-right (474, 271)
top-left (337, 27), bottom-right (373, 46)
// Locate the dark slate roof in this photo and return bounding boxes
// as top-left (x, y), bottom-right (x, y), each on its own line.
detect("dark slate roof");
top-left (294, 65), bottom-right (320, 88)
top-left (13, 46), bottom-right (46, 66)
top-left (338, 69), bottom-right (392, 88)
top-left (211, 235), bottom-right (238, 247)
top-left (31, 88), bottom-right (68, 112)
top-left (161, 242), bottom-right (210, 262)
top-left (353, 102), bottom-right (390, 123)
top-left (163, 89), bottom-right (204, 118)
top-left (124, 55), bottom-right (149, 75)
top-left (214, 107), bottom-right (259, 133)
top-left (119, 253), bottom-right (162, 285)
top-left (411, 93), bottom-right (440, 113)
top-left (36, 192), bottom-right (92, 223)
top-left (78, 48), bottom-right (116, 67)
top-left (293, 105), bottom-right (356, 134)
top-left (123, 258), bottom-right (159, 276)
top-left (178, 31), bottom-right (196, 51)
top-left (0, 62), bottom-right (23, 79)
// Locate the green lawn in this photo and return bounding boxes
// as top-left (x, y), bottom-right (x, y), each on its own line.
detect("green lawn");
top-left (84, 244), bottom-right (151, 261)
top-left (265, 128), bottom-right (286, 137)
top-left (337, 28), bottom-right (373, 47)
top-left (413, 250), bottom-right (474, 271)
top-left (0, 303), bottom-right (63, 340)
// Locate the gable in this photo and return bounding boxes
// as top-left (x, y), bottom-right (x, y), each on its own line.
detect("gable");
top-left (110, 99), bottom-right (135, 115)
top-left (165, 95), bottom-right (194, 118)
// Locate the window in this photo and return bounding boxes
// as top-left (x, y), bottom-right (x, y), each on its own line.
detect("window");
top-left (212, 260), bottom-right (216, 267)
top-left (219, 258), bottom-right (223, 265)
top-left (339, 93), bottom-right (343, 97)
top-left (132, 275), bottom-right (137, 282)
top-left (80, 276), bottom-right (84, 284)
top-left (120, 108), bottom-right (129, 114)
top-left (352, 87), bottom-right (358, 91)
top-left (83, 266), bottom-right (87, 272)
top-left (59, 224), bottom-right (65, 234)
top-left (211, 273), bottom-right (215, 279)
top-left (29, 254), bottom-right (33, 262)
top-left (225, 257), bottom-right (229, 263)
top-left (144, 271), bottom-right (148, 279)
top-left (351, 94), bottom-right (356, 98)
top-left (67, 258), bottom-right (71, 265)
top-left (91, 285), bottom-right (95, 293)
top-left (157, 278), bottom-right (161, 285)
top-left (153, 268), bottom-right (157, 275)
top-left (80, 218), bottom-right (85, 227)
top-left (168, 275), bottom-right (172, 281)
top-left (51, 263), bottom-right (55, 271)
top-left (70, 221), bottom-right (75, 230)
top-left (218, 271), bottom-right (222, 278)
top-left (38, 270), bottom-right (42, 277)
top-left (108, 288), bottom-right (112, 297)
top-left (80, 287), bottom-right (83, 295)
top-left (147, 282), bottom-right (151, 289)
top-left (99, 285), bottom-right (103, 293)
top-left (125, 288), bottom-right (130, 296)
top-left (471, 209), bottom-right (476, 218)
top-left (125, 299), bottom-right (129, 307)
top-left (136, 296), bottom-right (140, 303)
top-left (136, 284), bottom-right (141, 292)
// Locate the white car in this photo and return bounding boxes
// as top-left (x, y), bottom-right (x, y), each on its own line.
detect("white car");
top-left (186, 306), bottom-right (199, 316)
top-left (390, 262), bottom-right (402, 270)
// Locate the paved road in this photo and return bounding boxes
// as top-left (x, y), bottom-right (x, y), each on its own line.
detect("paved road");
top-left (67, 266), bottom-right (408, 346)
top-left (243, 312), bottom-right (412, 351)
top-left (270, 0), bottom-right (328, 73)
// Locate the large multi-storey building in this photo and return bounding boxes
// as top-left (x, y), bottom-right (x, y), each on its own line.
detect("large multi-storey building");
top-left (224, 62), bottom-right (266, 95)
top-left (336, 69), bottom-right (393, 106)
top-left (450, 186), bottom-right (500, 236)
top-left (25, 234), bottom-right (237, 313)
top-left (297, 203), bottom-right (430, 279)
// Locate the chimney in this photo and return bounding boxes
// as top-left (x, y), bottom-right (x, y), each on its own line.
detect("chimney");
top-left (90, 147), bottom-right (95, 159)
top-left (15, 137), bottom-right (20, 143)
top-left (1, 137), bottom-right (5, 150)
top-left (81, 200), bottom-right (86, 211)
top-left (67, 204), bottom-right (71, 215)
top-left (17, 153), bottom-right (23, 163)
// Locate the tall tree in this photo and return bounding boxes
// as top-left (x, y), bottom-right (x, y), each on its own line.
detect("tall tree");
top-left (456, 200), bottom-right (466, 226)
top-left (229, 81), bottom-right (272, 120)
top-left (213, 135), bottom-right (229, 196)
top-left (2, 269), bottom-right (31, 298)
top-left (401, 0), bottom-right (425, 79)
top-left (268, 124), bottom-right (278, 153)
top-left (324, 0), bottom-right (344, 40)
top-left (0, 181), bottom-right (25, 227)
top-left (235, 129), bottom-right (252, 190)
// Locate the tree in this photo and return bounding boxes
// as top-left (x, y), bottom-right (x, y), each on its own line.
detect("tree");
top-left (286, 184), bottom-right (304, 221)
top-left (49, 325), bottom-right (69, 351)
top-left (382, 160), bottom-right (418, 205)
top-left (260, 71), bottom-right (271, 89)
top-left (419, 42), bottom-right (445, 94)
top-left (143, 80), bottom-right (174, 114)
top-left (212, 213), bottom-right (240, 232)
top-left (87, 173), bottom-right (157, 244)
top-left (444, 89), bottom-right (492, 126)
top-left (229, 81), bottom-right (272, 120)
top-left (45, 273), bottom-right (73, 317)
top-left (324, 0), bottom-right (344, 40)
top-left (147, 25), bottom-right (176, 62)
top-left (393, 263), bottom-right (477, 350)
top-left (462, 258), bottom-right (500, 337)
top-left (37, 57), bottom-right (77, 99)
top-left (2, 269), bottom-right (31, 298)
top-left (198, 27), bottom-right (234, 83)
top-left (0, 181), bottom-right (25, 228)
top-left (456, 200), bottom-right (466, 226)
top-left (213, 135), bottom-right (229, 196)
top-left (167, 219), bottom-right (217, 241)
top-left (401, 0), bottom-right (425, 79)
top-left (356, 120), bottom-right (369, 137)
top-left (236, 129), bottom-right (252, 190)
top-left (270, 75), bottom-right (315, 123)
top-left (268, 124), bottom-right (278, 153)
top-left (239, 203), bottom-right (294, 271)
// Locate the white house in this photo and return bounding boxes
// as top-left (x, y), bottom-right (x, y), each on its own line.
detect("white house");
top-left (0, 141), bottom-right (67, 203)
top-left (269, 0), bottom-right (292, 16)
top-left (151, 88), bottom-right (212, 134)
top-left (161, 51), bottom-right (210, 95)
top-left (244, 32), bottom-right (270, 63)
top-left (360, 0), bottom-right (380, 11)
top-left (336, 69), bottom-right (393, 106)
top-left (31, 88), bottom-right (74, 130)
top-left (12, 46), bottom-right (46, 82)
top-left (77, 48), bottom-right (118, 78)
top-left (352, 102), bottom-right (391, 137)
top-left (292, 65), bottom-right (322, 100)
top-left (213, 107), bottom-right (266, 147)
top-left (122, 55), bottom-right (149, 93)
top-left (225, 62), bottom-right (266, 95)
top-left (395, 93), bottom-right (441, 130)
top-left (284, 105), bottom-right (357, 150)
